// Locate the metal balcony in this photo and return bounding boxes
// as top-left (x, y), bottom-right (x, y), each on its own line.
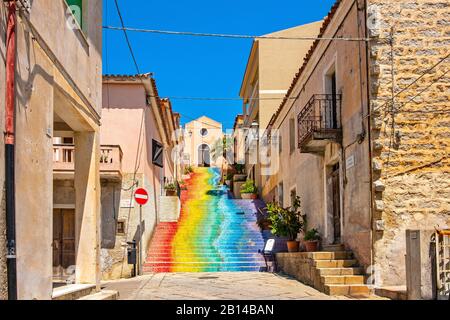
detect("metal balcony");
top-left (297, 94), bottom-right (342, 154)
top-left (53, 144), bottom-right (123, 181)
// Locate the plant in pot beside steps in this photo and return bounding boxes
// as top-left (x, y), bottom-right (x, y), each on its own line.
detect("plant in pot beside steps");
top-left (267, 196), bottom-right (305, 252)
top-left (240, 179), bottom-right (258, 200)
top-left (304, 228), bottom-right (321, 252)
top-left (164, 183), bottom-right (177, 196)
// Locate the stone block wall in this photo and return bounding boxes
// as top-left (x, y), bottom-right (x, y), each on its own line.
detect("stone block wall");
top-left (276, 253), bottom-right (325, 291)
top-left (368, 0), bottom-right (450, 286)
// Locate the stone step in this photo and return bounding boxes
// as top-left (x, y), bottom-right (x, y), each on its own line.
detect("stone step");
top-left (314, 259), bottom-right (358, 268)
top-left (306, 251), bottom-right (354, 260)
top-left (322, 244), bottom-right (345, 252)
top-left (143, 266), bottom-right (263, 273)
top-left (323, 284), bottom-right (370, 296)
top-left (52, 284), bottom-right (96, 300)
top-left (321, 275), bottom-right (366, 285)
top-left (77, 290), bottom-right (119, 300)
top-left (144, 261), bottom-right (264, 267)
top-left (146, 257), bottom-right (263, 263)
top-left (317, 267), bottom-right (365, 276)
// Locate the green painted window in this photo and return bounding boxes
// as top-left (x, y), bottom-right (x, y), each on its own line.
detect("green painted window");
top-left (66, 0), bottom-right (83, 28)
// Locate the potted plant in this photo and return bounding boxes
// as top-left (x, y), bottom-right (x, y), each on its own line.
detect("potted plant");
top-left (240, 179), bottom-right (257, 199)
top-left (267, 196), bottom-right (305, 252)
top-left (304, 228), bottom-right (321, 252)
top-left (225, 172), bottom-right (234, 187)
top-left (164, 183), bottom-right (177, 196)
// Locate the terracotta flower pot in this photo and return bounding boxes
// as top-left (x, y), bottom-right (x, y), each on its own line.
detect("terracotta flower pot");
top-left (287, 240), bottom-right (299, 252)
top-left (165, 189), bottom-right (177, 196)
top-left (241, 193), bottom-right (257, 200)
top-left (304, 240), bottom-right (320, 252)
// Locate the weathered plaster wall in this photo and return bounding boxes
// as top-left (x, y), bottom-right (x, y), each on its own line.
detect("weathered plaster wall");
top-left (14, 18), bottom-right (54, 299)
top-left (368, 0), bottom-right (450, 286)
top-left (100, 173), bottom-right (160, 280)
top-left (0, 2), bottom-right (7, 301)
top-left (101, 181), bottom-right (121, 249)
top-left (28, 0), bottom-right (103, 114)
top-left (258, 21), bottom-right (323, 130)
top-left (264, 1), bottom-right (372, 266)
top-left (100, 83), bottom-right (163, 280)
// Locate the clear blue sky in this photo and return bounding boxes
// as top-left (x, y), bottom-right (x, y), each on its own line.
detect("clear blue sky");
top-left (102, 0), bottom-right (336, 128)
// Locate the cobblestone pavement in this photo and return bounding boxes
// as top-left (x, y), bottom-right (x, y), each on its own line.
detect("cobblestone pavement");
top-left (103, 272), bottom-right (356, 300)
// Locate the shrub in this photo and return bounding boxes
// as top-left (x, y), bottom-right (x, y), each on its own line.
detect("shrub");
top-left (240, 179), bottom-right (257, 194)
top-left (267, 196), bottom-right (306, 241)
top-left (164, 183), bottom-right (177, 191)
top-left (304, 228), bottom-right (321, 241)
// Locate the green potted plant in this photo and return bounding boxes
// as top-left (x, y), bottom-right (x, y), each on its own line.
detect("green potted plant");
top-left (225, 172), bottom-right (234, 187)
top-left (303, 228), bottom-right (321, 252)
top-left (267, 196), bottom-right (305, 252)
top-left (240, 179), bottom-right (257, 199)
top-left (164, 183), bottom-right (177, 196)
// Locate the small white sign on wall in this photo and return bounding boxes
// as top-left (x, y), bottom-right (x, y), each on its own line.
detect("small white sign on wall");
top-left (346, 155), bottom-right (355, 170)
top-left (120, 199), bottom-right (134, 208)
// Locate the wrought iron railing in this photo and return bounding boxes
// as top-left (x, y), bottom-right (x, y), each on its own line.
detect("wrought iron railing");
top-left (297, 94), bottom-right (342, 148)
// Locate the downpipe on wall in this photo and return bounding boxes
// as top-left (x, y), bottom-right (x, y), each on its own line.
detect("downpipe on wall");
top-left (4, 0), bottom-right (17, 300)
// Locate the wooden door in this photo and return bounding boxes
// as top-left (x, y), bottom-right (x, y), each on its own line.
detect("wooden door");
top-left (53, 209), bottom-right (76, 280)
top-left (331, 167), bottom-right (341, 244)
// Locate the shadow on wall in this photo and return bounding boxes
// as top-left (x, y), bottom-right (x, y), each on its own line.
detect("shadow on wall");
top-left (101, 181), bottom-right (122, 249)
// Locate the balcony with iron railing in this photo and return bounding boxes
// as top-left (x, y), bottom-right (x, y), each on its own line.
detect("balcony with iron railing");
top-left (53, 144), bottom-right (123, 181)
top-left (297, 94), bottom-right (342, 154)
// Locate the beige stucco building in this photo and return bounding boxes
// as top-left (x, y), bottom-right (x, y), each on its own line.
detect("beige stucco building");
top-left (1, 0), bottom-right (103, 299)
top-left (183, 116), bottom-right (224, 168)
top-left (239, 21), bottom-right (323, 192)
top-left (99, 74), bottom-right (182, 280)
top-left (261, 0), bottom-right (450, 291)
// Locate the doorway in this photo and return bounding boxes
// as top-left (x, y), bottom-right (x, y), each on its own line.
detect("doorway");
top-left (330, 164), bottom-right (341, 244)
top-left (198, 144), bottom-right (211, 167)
top-left (53, 209), bottom-right (76, 281)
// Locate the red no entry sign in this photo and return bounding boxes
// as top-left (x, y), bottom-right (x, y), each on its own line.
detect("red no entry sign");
top-left (134, 188), bottom-right (149, 206)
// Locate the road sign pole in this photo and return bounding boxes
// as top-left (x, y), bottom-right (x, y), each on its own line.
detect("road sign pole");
top-left (138, 204), bottom-right (142, 276)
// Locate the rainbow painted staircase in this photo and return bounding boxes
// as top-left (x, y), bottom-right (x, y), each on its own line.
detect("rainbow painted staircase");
top-left (144, 167), bottom-right (266, 272)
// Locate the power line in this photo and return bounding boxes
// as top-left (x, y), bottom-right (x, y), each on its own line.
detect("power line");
top-left (370, 51), bottom-right (450, 116)
top-left (112, 0), bottom-right (149, 278)
top-left (393, 68), bottom-right (450, 113)
top-left (103, 26), bottom-right (371, 42)
top-left (112, 0), bottom-right (141, 74)
top-left (148, 95), bottom-right (296, 101)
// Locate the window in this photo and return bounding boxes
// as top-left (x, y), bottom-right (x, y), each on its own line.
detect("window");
top-left (66, 0), bottom-right (83, 29)
top-left (200, 128), bottom-right (208, 136)
top-left (279, 134), bottom-right (282, 154)
top-left (117, 220), bottom-right (125, 235)
top-left (278, 182), bottom-right (284, 207)
top-left (152, 139), bottom-right (164, 168)
top-left (63, 137), bottom-right (74, 145)
top-left (289, 118), bottom-right (295, 153)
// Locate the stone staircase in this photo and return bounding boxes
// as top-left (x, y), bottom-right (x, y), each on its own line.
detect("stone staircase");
top-left (144, 168), bottom-right (266, 273)
top-left (277, 244), bottom-right (371, 296)
top-left (52, 284), bottom-right (118, 300)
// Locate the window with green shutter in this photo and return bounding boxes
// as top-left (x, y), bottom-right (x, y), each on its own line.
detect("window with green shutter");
top-left (66, 0), bottom-right (83, 28)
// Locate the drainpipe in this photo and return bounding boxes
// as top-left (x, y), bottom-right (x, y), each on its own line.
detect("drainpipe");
top-left (4, 0), bottom-right (17, 300)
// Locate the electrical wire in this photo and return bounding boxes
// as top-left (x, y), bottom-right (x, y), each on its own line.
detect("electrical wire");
top-left (392, 68), bottom-right (450, 113)
top-left (147, 95), bottom-right (296, 101)
top-left (103, 25), bottom-right (371, 42)
top-left (369, 51), bottom-right (450, 116)
top-left (112, 0), bottom-right (151, 277)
